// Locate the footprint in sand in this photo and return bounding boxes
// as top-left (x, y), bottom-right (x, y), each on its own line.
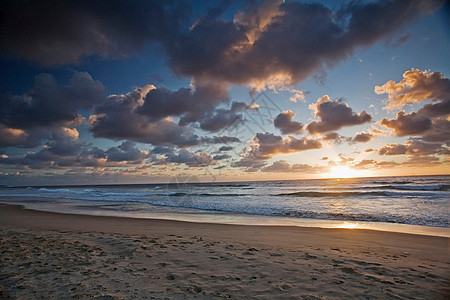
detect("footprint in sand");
top-left (278, 284), bottom-right (292, 291)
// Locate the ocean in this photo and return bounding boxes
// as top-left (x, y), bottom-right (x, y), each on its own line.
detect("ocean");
top-left (1, 175), bottom-right (449, 236)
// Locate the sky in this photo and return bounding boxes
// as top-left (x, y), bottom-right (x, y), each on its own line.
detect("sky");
top-left (0, 0), bottom-right (449, 186)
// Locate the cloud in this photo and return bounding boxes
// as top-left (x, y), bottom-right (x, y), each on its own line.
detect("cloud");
top-left (273, 111), bottom-right (304, 135)
top-left (1, 0), bottom-right (442, 88)
top-left (380, 111), bottom-right (432, 136)
top-left (0, 134), bottom-right (151, 169)
top-left (245, 132), bottom-right (322, 159)
top-left (261, 160), bottom-right (324, 173)
top-left (0, 72), bottom-right (105, 129)
top-left (231, 156), bottom-right (267, 172)
top-left (218, 146), bottom-right (233, 151)
top-left (0, 72), bottom-right (105, 148)
top-left (201, 136), bottom-right (241, 144)
top-left (0, 0), bottom-right (185, 66)
top-left (199, 108), bottom-right (243, 132)
top-left (375, 69), bottom-right (450, 109)
top-left (352, 156), bottom-right (448, 170)
top-left (45, 128), bottom-right (83, 156)
top-left (307, 95), bottom-right (372, 134)
top-left (213, 154), bottom-right (231, 161)
top-left (0, 126), bottom-right (28, 147)
top-left (165, 0), bottom-right (443, 89)
top-left (89, 86), bottom-right (201, 147)
top-left (378, 140), bottom-right (448, 156)
top-left (105, 141), bottom-right (149, 163)
top-left (376, 69), bottom-right (449, 148)
top-left (321, 132), bottom-right (341, 141)
top-left (198, 100), bottom-right (260, 132)
top-left (137, 82), bottom-right (229, 125)
top-left (163, 149), bottom-right (215, 167)
top-left (348, 132), bottom-right (376, 143)
top-left (421, 119), bottom-right (450, 143)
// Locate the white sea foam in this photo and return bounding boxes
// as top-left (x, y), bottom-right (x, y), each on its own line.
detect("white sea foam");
top-left (1, 175), bottom-right (449, 228)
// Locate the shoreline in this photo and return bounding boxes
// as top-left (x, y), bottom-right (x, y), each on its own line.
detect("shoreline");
top-left (1, 203), bottom-right (449, 298)
top-left (1, 197), bottom-right (449, 238)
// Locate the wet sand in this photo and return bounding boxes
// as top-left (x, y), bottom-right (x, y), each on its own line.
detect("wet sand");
top-left (0, 203), bottom-right (449, 299)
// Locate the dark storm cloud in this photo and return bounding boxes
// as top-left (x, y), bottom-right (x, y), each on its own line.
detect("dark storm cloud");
top-left (105, 141), bottom-right (148, 162)
top-left (197, 101), bottom-right (257, 132)
top-left (89, 86), bottom-right (201, 147)
top-left (0, 134), bottom-right (150, 169)
top-left (45, 128), bottom-right (84, 156)
top-left (2, 0), bottom-right (441, 87)
top-left (0, 72), bottom-right (105, 129)
top-left (198, 108), bottom-right (243, 132)
top-left (307, 96), bottom-right (372, 134)
top-left (273, 111), bottom-right (304, 135)
top-left (137, 83), bottom-right (229, 125)
top-left (0, 0), bottom-right (185, 65)
top-left (89, 84), bottom-right (243, 147)
top-left (0, 72), bottom-right (105, 148)
top-left (0, 125), bottom-right (46, 148)
top-left (165, 0), bottom-right (443, 88)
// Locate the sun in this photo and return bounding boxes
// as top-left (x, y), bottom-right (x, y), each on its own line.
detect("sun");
top-left (326, 166), bottom-right (368, 179)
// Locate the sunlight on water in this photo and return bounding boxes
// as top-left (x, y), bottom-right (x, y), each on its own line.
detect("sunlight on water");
top-left (0, 175), bottom-right (449, 237)
top-left (335, 222), bottom-right (358, 229)
top-left (324, 166), bottom-right (371, 178)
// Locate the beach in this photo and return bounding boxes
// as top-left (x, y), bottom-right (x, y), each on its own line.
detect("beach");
top-left (0, 203), bottom-right (448, 299)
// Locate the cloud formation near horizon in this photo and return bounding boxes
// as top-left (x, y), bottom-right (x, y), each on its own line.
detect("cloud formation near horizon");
top-left (377, 68), bottom-right (450, 143)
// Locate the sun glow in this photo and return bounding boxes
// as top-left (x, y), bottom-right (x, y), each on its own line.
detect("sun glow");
top-left (326, 166), bottom-right (369, 179)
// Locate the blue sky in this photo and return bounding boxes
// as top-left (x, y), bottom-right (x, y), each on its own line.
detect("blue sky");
top-left (0, 0), bottom-right (449, 185)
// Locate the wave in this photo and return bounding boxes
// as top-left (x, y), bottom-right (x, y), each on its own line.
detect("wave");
top-left (283, 210), bottom-right (448, 227)
top-left (372, 184), bottom-right (449, 191)
top-left (276, 191), bottom-right (387, 197)
top-left (275, 190), bottom-right (446, 197)
top-left (6, 189), bottom-right (246, 199)
top-left (375, 181), bottom-right (413, 185)
top-left (38, 188), bottom-right (95, 194)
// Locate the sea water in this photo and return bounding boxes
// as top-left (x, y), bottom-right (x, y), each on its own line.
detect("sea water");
top-left (1, 175), bottom-right (449, 236)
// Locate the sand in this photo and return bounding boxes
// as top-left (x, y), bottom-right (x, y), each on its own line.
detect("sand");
top-left (0, 203), bottom-right (449, 299)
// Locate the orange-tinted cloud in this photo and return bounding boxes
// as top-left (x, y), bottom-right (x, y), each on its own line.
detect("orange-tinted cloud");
top-left (243, 132), bottom-right (322, 160)
top-left (375, 68), bottom-right (450, 109)
top-left (261, 160), bottom-right (325, 173)
top-left (378, 140), bottom-right (448, 156)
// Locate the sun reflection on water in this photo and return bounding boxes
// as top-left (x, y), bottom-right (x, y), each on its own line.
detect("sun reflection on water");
top-left (335, 222), bottom-right (358, 229)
